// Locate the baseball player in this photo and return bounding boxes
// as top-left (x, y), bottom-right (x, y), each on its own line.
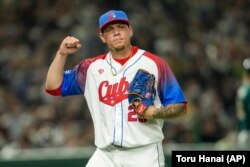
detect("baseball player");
top-left (236, 57), bottom-right (250, 150)
top-left (45, 10), bottom-right (187, 167)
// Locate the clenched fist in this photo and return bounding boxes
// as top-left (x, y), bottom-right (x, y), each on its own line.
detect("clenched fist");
top-left (58, 36), bottom-right (81, 56)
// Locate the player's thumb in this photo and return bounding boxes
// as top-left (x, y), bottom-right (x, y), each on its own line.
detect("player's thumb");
top-left (76, 43), bottom-right (81, 49)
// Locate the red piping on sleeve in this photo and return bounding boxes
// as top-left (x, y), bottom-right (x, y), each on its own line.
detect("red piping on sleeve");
top-left (45, 84), bottom-right (62, 96)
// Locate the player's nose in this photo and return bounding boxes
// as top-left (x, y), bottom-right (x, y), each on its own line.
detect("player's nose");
top-left (113, 28), bottom-right (121, 36)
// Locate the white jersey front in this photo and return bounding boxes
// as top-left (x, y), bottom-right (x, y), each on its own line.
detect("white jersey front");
top-left (60, 47), bottom-right (186, 149)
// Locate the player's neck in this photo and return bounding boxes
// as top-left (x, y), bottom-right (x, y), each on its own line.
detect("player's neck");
top-left (110, 45), bottom-right (133, 59)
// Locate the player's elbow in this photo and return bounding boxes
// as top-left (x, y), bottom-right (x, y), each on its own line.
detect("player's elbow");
top-left (179, 102), bottom-right (188, 117)
top-left (45, 84), bottom-right (62, 96)
top-left (182, 102), bottom-right (188, 114)
top-left (171, 103), bottom-right (187, 119)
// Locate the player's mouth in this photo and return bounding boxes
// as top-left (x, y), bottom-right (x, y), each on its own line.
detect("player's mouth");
top-left (114, 38), bottom-right (123, 42)
top-left (113, 39), bottom-right (124, 45)
top-left (114, 36), bottom-right (124, 41)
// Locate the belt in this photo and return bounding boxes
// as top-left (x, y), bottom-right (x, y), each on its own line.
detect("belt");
top-left (111, 144), bottom-right (124, 148)
top-left (101, 144), bottom-right (129, 152)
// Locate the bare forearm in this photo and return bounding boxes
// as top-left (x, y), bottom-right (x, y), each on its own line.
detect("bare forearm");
top-left (45, 51), bottom-right (67, 90)
top-left (153, 103), bottom-right (187, 119)
top-left (144, 103), bottom-right (187, 120)
top-left (45, 36), bottom-right (81, 90)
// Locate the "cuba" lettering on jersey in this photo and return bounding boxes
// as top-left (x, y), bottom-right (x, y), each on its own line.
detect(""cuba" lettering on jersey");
top-left (98, 77), bottom-right (129, 106)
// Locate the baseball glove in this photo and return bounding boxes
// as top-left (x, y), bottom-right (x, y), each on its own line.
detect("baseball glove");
top-left (128, 69), bottom-right (156, 119)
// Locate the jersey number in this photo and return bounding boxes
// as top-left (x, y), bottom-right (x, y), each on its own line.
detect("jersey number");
top-left (127, 105), bottom-right (147, 122)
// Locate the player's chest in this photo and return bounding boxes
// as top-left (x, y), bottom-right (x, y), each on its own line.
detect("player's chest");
top-left (87, 63), bottom-right (138, 106)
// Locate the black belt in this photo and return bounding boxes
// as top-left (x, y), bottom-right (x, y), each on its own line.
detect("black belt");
top-left (111, 144), bottom-right (124, 148)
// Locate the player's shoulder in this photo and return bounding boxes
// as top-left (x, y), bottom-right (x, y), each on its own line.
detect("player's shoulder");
top-left (78, 54), bottom-right (106, 67)
top-left (75, 54), bottom-right (107, 73)
top-left (142, 50), bottom-right (168, 66)
top-left (81, 54), bottom-right (106, 63)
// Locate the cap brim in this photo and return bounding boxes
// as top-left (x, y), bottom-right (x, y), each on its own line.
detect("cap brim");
top-left (100, 20), bottom-right (129, 32)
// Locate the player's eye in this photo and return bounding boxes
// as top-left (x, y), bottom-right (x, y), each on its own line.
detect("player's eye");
top-left (117, 24), bottom-right (127, 29)
top-left (103, 24), bottom-right (127, 34)
top-left (103, 27), bottom-right (113, 33)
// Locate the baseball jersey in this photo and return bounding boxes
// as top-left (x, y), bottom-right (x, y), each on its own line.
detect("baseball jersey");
top-left (56, 46), bottom-right (186, 149)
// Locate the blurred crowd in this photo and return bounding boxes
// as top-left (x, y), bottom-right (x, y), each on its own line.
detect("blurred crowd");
top-left (0, 0), bottom-right (249, 151)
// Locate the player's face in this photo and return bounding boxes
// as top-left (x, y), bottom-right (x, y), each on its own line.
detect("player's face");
top-left (99, 22), bottom-right (132, 51)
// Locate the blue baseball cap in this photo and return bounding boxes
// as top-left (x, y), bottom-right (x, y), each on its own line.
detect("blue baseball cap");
top-left (99, 10), bottom-right (129, 31)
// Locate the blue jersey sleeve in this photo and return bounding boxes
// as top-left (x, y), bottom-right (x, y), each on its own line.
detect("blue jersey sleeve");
top-left (156, 58), bottom-right (187, 106)
top-left (45, 64), bottom-right (83, 96)
top-left (61, 58), bottom-right (94, 96)
top-left (61, 68), bottom-right (83, 96)
top-left (144, 51), bottom-right (187, 106)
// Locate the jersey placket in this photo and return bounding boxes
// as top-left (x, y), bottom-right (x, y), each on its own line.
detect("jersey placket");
top-left (108, 54), bottom-right (131, 147)
top-left (112, 72), bottom-right (125, 147)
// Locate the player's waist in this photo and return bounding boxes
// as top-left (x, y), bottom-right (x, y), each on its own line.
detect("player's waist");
top-left (100, 142), bottom-right (161, 152)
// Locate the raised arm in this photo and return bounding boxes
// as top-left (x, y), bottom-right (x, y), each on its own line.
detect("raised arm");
top-left (45, 36), bottom-right (81, 90)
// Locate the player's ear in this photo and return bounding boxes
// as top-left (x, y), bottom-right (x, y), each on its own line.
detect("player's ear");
top-left (99, 32), bottom-right (106, 43)
top-left (129, 26), bottom-right (133, 37)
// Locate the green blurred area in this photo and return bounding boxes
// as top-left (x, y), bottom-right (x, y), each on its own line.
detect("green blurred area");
top-left (0, 159), bottom-right (88, 167)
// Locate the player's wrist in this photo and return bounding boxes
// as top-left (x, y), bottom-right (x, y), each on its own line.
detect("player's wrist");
top-left (57, 50), bottom-right (68, 57)
top-left (143, 106), bottom-right (156, 119)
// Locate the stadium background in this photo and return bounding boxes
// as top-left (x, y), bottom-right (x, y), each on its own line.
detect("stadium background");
top-left (0, 0), bottom-right (249, 166)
